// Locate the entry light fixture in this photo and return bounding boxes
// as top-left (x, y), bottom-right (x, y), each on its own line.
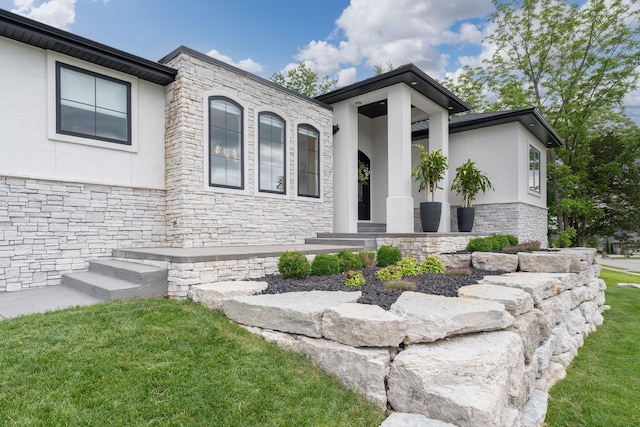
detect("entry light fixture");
top-left (333, 124), bottom-right (340, 134)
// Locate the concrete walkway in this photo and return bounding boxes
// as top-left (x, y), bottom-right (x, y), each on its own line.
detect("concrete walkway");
top-left (0, 286), bottom-right (100, 321)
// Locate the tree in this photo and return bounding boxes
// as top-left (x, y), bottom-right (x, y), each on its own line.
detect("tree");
top-left (270, 63), bottom-right (337, 97)
top-left (373, 61), bottom-right (395, 75)
top-left (448, 0), bottom-right (640, 246)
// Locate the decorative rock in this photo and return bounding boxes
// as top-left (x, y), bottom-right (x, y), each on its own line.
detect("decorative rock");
top-left (438, 253), bottom-right (471, 269)
top-left (508, 272), bottom-right (579, 292)
top-left (389, 292), bottom-right (513, 344)
top-left (458, 284), bottom-right (534, 316)
top-left (221, 291), bottom-right (361, 338)
top-left (480, 274), bottom-right (557, 305)
top-left (534, 339), bottom-right (552, 378)
top-left (536, 298), bottom-right (558, 330)
top-left (322, 303), bottom-right (406, 347)
top-left (520, 390), bottom-right (548, 427)
top-left (619, 283), bottom-right (640, 289)
top-left (188, 280), bottom-right (268, 309)
top-left (564, 307), bottom-right (587, 336)
top-left (518, 252), bottom-right (579, 273)
top-left (508, 309), bottom-right (551, 363)
top-left (546, 291), bottom-right (573, 323)
top-left (471, 252), bottom-right (519, 272)
top-left (536, 360), bottom-right (566, 392)
top-left (550, 324), bottom-right (575, 355)
top-left (560, 247), bottom-right (596, 264)
top-left (387, 331), bottom-right (525, 427)
top-left (296, 336), bottom-right (390, 410)
top-left (380, 413), bottom-right (459, 427)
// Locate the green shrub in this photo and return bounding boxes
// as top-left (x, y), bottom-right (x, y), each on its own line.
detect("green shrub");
top-left (395, 257), bottom-right (419, 276)
top-left (466, 237), bottom-right (494, 252)
top-left (553, 227), bottom-right (576, 248)
top-left (419, 255), bottom-right (446, 274)
top-left (337, 249), bottom-right (364, 272)
top-left (383, 280), bottom-right (418, 291)
top-left (359, 249), bottom-right (377, 268)
top-left (344, 270), bottom-right (366, 286)
top-left (277, 250), bottom-right (311, 279)
top-left (505, 234), bottom-right (518, 246)
top-left (466, 234), bottom-right (519, 252)
top-left (444, 267), bottom-right (471, 276)
top-left (310, 254), bottom-right (341, 276)
top-left (377, 245), bottom-right (403, 267)
top-left (376, 265), bottom-right (402, 282)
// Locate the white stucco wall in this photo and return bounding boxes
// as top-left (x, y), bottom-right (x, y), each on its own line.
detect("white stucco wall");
top-left (0, 37), bottom-right (166, 190)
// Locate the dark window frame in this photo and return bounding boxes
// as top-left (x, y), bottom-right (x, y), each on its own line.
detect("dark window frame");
top-left (258, 112), bottom-right (287, 195)
top-left (529, 145), bottom-right (541, 193)
top-left (55, 62), bottom-right (132, 145)
top-left (297, 124), bottom-right (321, 198)
top-left (208, 96), bottom-right (244, 190)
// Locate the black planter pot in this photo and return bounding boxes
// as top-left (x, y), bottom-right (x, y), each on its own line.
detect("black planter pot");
top-left (420, 202), bottom-right (442, 232)
top-left (457, 206), bottom-right (475, 232)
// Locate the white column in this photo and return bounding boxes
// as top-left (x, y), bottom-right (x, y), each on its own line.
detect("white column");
top-left (427, 110), bottom-right (451, 232)
top-left (386, 84), bottom-right (414, 233)
top-left (332, 101), bottom-right (359, 233)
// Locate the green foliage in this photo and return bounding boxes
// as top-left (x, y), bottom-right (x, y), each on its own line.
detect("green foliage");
top-left (383, 280), bottom-right (418, 291)
top-left (343, 270), bottom-right (366, 287)
top-left (337, 249), bottom-right (364, 272)
top-left (444, 267), bottom-right (472, 276)
top-left (553, 227), bottom-right (577, 248)
top-left (419, 256), bottom-right (446, 274)
top-left (270, 63), bottom-right (337, 97)
top-left (377, 245), bottom-right (403, 267)
top-left (359, 250), bottom-right (377, 269)
top-left (395, 257), bottom-right (419, 276)
top-left (450, 159), bottom-right (494, 207)
top-left (310, 253), bottom-right (341, 276)
top-left (466, 234), bottom-right (519, 252)
top-left (376, 265), bottom-right (402, 282)
top-left (373, 61), bottom-right (395, 75)
top-left (278, 250), bottom-right (311, 279)
top-left (411, 145), bottom-right (449, 202)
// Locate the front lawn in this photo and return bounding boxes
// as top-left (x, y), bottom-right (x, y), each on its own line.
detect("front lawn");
top-left (0, 299), bottom-right (385, 426)
top-left (545, 268), bottom-right (640, 426)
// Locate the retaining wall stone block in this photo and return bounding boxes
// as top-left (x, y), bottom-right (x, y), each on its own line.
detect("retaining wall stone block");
top-left (458, 284), bottom-right (534, 316)
top-left (322, 303), bottom-right (407, 347)
top-left (471, 252), bottom-right (519, 272)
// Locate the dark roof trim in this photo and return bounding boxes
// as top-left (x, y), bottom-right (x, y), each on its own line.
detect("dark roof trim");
top-left (316, 64), bottom-right (470, 115)
top-left (160, 46), bottom-right (333, 111)
top-left (412, 108), bottom-right (564, 148)
top-left (0, 8), bottom-right (176, 85)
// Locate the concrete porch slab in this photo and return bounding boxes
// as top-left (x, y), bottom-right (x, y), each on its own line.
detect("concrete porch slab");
top-left (0, 286), bottom-right (100, 320)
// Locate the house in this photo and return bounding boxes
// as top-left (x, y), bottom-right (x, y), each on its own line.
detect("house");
top-left (0, 9), bottom-right (562, 293)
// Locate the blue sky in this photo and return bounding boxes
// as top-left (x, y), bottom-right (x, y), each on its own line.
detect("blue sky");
top-left (1, 0), bottom-right (638, 123)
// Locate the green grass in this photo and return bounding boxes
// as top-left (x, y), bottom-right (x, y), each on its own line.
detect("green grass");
top-left (546, 269), bottom-right (640, 426)
top-left (0, 299), bottom-right (385, 426)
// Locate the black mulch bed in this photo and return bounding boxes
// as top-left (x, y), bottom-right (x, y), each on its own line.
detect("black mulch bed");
top-left (259, 268), bottom-right (503, 310)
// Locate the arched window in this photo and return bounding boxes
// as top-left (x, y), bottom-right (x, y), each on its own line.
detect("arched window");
top-left (259, 112), bottom-right (286, 194)
top-left (297, 124), bottom-right (320, 198)
top-left (209, 97), bottom-right (243, 189)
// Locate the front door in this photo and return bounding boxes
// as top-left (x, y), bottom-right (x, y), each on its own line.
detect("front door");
top-left (358, 151), bottom-right (370, 221)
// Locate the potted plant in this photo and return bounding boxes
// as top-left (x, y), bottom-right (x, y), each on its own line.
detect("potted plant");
top-left (411, 145), bottom-right (449, 232)
top-left (450, 159), bottom-right (493, 232)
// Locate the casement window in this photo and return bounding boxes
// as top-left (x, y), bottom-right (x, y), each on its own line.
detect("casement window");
top-left (297, 124), bottom-right (320, 198)
top-left (56, 62), bottom-right (131, 145)
top-left (209, 97), bottom-right (243, 189)
top-left (258, 113), bottom-right (286, 194)
top-left (529, 145), bottom-right (541, 193)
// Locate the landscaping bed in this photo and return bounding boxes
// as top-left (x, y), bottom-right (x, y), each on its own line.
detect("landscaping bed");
top-left (259, 267), bottom-right (500, 310)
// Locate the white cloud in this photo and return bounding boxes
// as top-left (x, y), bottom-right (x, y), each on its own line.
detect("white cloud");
top-left (12, 0), bottom-right (76, 30)
top-left (293, 0), bottom-right (493, 83)
top-left (206, 49), bottom-right (263, 74)
top-left (337, 67), bottom-right (357, 87)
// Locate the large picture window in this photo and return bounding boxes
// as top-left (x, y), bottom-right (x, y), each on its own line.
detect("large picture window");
top-left (56, 62), bottom-right (131, 145)
top-left (529, 145), bottom-right (541, 193)
top-left (209, 97), bottom-right (243, 189)
top-left (259, 113), bottom-right (286, 194)
top-left (298, 125), bottom-right (320, 198)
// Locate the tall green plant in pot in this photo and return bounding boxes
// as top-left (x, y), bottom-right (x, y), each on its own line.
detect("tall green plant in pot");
top-left (450, 159), bottom-right (493, 232)
top-left (412, 145), bottom-right (449, 232)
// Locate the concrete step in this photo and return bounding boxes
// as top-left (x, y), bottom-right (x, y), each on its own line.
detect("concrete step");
top-left (305, 237), bottom-right (376, 250)
top-left (89, 259), bottom-right (167, 286)
top-left (62, 271), bottom-right (143, 301)
top-left (358, 223), bottom-right (386, 233)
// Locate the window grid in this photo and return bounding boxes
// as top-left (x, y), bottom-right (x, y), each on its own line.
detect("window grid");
top-left (209, 97), bottom-right (243, 189)
top-left (259, 113), bottom-right (286, 194)
top-left (297, 125), bottom-right (320, 198)
top-left (529, 145), bottom-right (541, 193)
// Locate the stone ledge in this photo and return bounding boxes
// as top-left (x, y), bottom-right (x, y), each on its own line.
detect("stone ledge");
top-left (458, 284), bottom-right (534, 316)
top-left (187, 280), bottom-right (268, 309)
top-left (322, 303), bottom-right (407, 347)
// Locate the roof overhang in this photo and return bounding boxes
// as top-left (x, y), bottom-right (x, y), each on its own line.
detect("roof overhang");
top-left (0, 8), bottom-right (177, 85)
top-left (316, 64), bottom-right (470, 115)
top-left (412, 108), bottom-right (564, 148)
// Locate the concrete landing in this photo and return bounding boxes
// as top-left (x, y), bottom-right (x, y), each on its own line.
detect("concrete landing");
top-left (0, 286), bottom-right (100, 321)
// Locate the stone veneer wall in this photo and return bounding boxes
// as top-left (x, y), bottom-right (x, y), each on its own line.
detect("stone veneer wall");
top-left (377, 234), bottom-right (479, 259)
top-left (162, 51), bottom-right (334, 248)
top-left (0, 176), bottom-right (166, 292)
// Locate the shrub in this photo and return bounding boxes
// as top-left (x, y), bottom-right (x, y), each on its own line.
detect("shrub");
top-left (444, 267), bottom-right (471, 276)
top-left (310, 253), bottom-right (341, 276)
top-left (337, 249), bottom-right (364, 272)
top-left (359, 249), bottom-right (377, 268)
top-left (383, 280), bottom-right (418, 291)
top-left (395, 257), bottom-right (419, 276)
top-left (277, 250), bottom-right (310, 279)
top-left (376, 265), bottom-right (402, 282)
top-left (377, 245), bottom-right (403, 267)
top-left (466, 234), bottom-right (519, 252)
top-left (466, 237), bottom-right (494, 252)
top-left (344, 270), bottom-right (366, 287)
top-left (502, 240), bottom-right (541, 253)
top-left (419, 255), bottom-right (446, 274)
top-left (553, 227), bottom-right (576, 248)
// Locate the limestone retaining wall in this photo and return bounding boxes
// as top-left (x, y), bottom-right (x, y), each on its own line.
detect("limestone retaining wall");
top-left (213, 248), bottom-right (604, 426)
